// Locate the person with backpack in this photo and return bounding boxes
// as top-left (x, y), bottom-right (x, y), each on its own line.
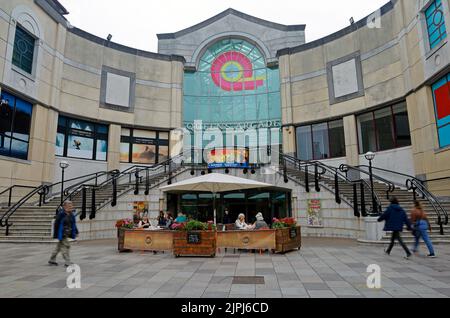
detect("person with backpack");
top-left (48, 201), bottom-right (78, 267)
top-left (378, 197), bottom-right (412, 259)
top-left (411, 200), bottom-right (436, 258)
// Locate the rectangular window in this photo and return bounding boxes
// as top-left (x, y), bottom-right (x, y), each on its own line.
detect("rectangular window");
top-left (357, 102), bottom-right (412, 154)
top-left (329, 120), bottom-right (346, 158)
top-left (56, 116), bottom-right (108, 161)
top-left (12, 25), bottom-right (35, 74)
top-left (120, 128), bottom-right (170, 164)
top-left (432, 73), bottom-right (450, 148)
top-left (296, 126), bottom-right (313, 161)
top-left (425, 0), bottom-right (447, 50)
top-left (0, 92), bottom-right (32, 160)
top-left (312, 123), bottom-right (329, 159)
top-left (374, 107), bottom-right (395, 151)
top-left (393, 103), bottom-right (412, 148)
top-left (296, 119), bottom-right (346, 161)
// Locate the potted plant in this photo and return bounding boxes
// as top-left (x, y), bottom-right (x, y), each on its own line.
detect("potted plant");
top-left (172, 220), bottom-right (217, 257)
top-left (116, 218), bottom-right (134, 252)
top-left (272, 217), bottom-right (302, 253)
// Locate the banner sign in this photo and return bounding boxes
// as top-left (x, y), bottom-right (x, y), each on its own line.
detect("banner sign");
top-left (207, 148), bottom-right (250, 169)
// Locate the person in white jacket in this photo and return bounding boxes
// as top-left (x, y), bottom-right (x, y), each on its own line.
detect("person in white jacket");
top-left (235, 213), bottom-right (254, 230)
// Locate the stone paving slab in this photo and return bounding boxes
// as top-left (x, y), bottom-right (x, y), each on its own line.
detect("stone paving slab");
top-left (0, 238), bottom-right (450, 298)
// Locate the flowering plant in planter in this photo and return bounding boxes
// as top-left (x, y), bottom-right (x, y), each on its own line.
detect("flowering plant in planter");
top-left (272, 217), bottom-right (297, 229)
top-left (115, 218), bottom-right (134, 229)
top-left (172, 220), bottom-right (216, 231)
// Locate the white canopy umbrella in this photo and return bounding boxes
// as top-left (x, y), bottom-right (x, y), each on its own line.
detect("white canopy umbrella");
top-left (159, 173), bottom-right (273, 224)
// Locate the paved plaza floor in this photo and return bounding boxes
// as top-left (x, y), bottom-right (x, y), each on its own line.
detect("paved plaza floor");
top-left (1, 238), bottom-right (450, 298)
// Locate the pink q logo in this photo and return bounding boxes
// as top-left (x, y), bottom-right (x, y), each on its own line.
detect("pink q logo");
top-left (211, 51), bottom-right (264, 91)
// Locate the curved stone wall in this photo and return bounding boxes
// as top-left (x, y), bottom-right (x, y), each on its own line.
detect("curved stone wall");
top-left (0, 0), bottom-right (449, 196)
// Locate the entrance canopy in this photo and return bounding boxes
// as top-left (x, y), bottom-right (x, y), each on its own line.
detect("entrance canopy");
top-left (159, 173), bottom-right (273, 193)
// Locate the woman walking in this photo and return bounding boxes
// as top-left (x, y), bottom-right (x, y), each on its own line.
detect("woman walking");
top-left (411, 201), bottom-right (436, 258)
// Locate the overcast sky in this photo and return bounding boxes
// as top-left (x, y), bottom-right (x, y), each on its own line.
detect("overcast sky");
top-left (58, 0), bottom-right (389, 52)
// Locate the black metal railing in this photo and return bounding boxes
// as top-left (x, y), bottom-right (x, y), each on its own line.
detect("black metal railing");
top-left (353, 165), bottom-right (448, 235)
top-left (0, 185), bottom-right (39, 207)
top-left (56, 154), bottom-right (186, 219)
top-left (281, 154), bottom-right (383, 217)
top-left (406, 178), bottom-right (448, 235)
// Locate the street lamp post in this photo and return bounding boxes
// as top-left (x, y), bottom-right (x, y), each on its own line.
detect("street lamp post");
top-left (59, 161), bottom-right (70, 205)
top-left (365, 151), bottom-right (377, 215)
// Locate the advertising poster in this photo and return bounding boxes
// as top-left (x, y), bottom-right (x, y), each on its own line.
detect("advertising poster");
top-left (307, 199), bottom-right (323, 227)
top-left (133, 201), bottom-right (149, 219)
top-left (207, 148), bottom-right (250, 169)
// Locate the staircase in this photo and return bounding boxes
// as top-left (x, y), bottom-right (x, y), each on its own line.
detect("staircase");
top-left (285, 165), bottom-right (450, 244)
top-left (0, 160), bottom-right (185, 243)
top-left (0, 183), bottom-right (131, 243)
top-left (336, 181), bottom-right (450, 244)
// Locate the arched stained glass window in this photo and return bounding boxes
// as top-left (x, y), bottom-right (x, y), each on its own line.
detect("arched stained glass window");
top-left (184, 38), bottom-right (281, 126)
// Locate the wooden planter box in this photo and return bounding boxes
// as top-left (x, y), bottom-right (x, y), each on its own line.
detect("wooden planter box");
top-left (275, 226), bottom-right (302, 253)
top-left (117, 228), bottom-right (131, 252)
top-left (173, 231), bottom-right (216, 257)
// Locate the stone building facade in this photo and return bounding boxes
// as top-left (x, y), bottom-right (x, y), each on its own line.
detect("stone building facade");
top-left (0, 0), bottom-right (449, 200)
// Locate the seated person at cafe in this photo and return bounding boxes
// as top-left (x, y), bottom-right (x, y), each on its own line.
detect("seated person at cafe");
top-left (138, 216), bottom-right (151, 229)
top-left (175, 211), bottom-right (188, 223)
top-left (253, 212), bottom-right (269, 230)
top-left (158, 211), bottom-right (166, 227)
top-left (235, 214), bottom-right (254, 230)
top-left (222, 209), bottom-right (232, 225)
top-left (165, 212), bottom-right (174, 229)
top-left (133, 213), bottom-right (141, 227)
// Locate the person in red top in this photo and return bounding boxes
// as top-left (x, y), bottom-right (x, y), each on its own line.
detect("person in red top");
top-left (411, 201), bottom-right (436, 258)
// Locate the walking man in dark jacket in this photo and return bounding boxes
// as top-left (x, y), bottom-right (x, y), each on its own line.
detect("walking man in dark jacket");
top-left (378, 197), bottom-right (412, 258)
top-left (49, 201), bottom-right (78, 267)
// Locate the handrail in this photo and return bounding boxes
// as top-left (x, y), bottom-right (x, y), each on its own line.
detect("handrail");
top-left (339, 164), bottom-right (396, 198)
top-left (355, 165), bottom-right (424, 188)
top-left (0, 185), bottom-right (38, 207)
top-left (56, 154), bottom-right (185, 218)
top-left (350, 164), bottom-right (448, 234)
top-left (281, 154), bottom-right (384, 216)
top-left (0, 186), bottom-right (46, 235)
top-left (406, 178), bottom-right (448, 235)
top-left (62, 170), bottom-right (118, 197)
top-left (0, 166), bottom-right (134, 235)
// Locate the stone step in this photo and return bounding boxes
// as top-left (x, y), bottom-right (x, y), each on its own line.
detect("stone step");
top-left (0, 235), bottom-right (53, 240)
top-left (1, 231), bottom-right (52, 236)
top-left (0, 239), bottom-right (57, 244)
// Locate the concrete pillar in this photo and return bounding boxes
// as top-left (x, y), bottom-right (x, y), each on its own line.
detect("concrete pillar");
top-left (343, 115), bottom-right (360, 166)
top-left (107, 124), bottom-right (121, 171)
top-left (170, 60), bottom-right (183, 129)
top-left (364, 217), bottom-right (385, 241)
top-left (282, 126), bottom-right (296, 156)
top-left (28, 105), bottom-right (58, 184)
top-left (279, 55), bottom-right (295, 156)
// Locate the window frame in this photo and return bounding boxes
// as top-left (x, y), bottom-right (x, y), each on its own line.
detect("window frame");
top-left (424, 0), bottom-right (448, 50)
top-left (431, 73), bottom-right (450, 149)
top-left (356, 102), bottom-right (412, 154)
top-left (295, 118), bottom-right (346, 161)
top-left (12, 24), bottom-right (37, 76)
top-left (120, 128), bottom-right (170, 164)
top-left (56, 116), bottom-right (109, 161)
top-left (0, 91), bottom-right (32, 160)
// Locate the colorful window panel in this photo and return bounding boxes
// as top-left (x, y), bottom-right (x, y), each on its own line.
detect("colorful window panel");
top-left (425, 0), bottom-right (447, 50)
top-left (432, 73), bottom-right (450, 148)
top-left (184, 38), bottom-right (281, 126)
